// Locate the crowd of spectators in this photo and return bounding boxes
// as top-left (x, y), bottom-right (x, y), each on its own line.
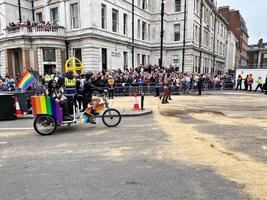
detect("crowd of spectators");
top-left (0, 75), bottom-right (17, 91)
top-left (89, 65), bottom-right (236, 94)
top-left (6, 20), bottom-right (58, 33)
top-left (0, 65), bottom-right (237, 93)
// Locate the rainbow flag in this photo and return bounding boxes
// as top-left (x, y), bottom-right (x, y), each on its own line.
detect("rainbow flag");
top-left (17, 71), bottom-right (37, 91)
top-left (31, 96), bottom-right (63, 124)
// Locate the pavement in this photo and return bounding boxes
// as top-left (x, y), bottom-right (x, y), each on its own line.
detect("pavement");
top-left (0, 91), bottom-right (267, 200)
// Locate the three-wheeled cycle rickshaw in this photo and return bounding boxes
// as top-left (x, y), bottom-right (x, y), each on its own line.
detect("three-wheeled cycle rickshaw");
top-left (31, 90), bottom-right (121, 136)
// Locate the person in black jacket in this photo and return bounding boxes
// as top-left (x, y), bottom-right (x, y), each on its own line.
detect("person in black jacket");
top-left (82, 72), bottom-right (103, 114)
top-left (235, 74), bottom-right (242, 90)
top-left (197, 74), bottom-right (204, 95)
top-left (264, 75), bottom-right (267, 95)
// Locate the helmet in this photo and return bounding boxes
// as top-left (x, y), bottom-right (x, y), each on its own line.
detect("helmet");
top-left (85, 71), bottom-right (94, 79)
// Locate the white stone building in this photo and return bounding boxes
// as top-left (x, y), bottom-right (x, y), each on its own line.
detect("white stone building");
top-left (225, 31), bottom-right (238, 71)
top-left (0, 0), bottom-right (229, 77)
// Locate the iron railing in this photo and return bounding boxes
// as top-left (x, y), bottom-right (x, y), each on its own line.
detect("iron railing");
top-left (108, 81), bottom-right (235, 96)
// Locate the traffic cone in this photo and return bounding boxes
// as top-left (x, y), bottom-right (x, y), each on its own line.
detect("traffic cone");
top-left (133, 93), bottom-right (140, 111)
top-left (14, 97), bottom-right (24, 118)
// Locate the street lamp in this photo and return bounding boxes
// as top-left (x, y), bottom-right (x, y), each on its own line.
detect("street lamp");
top-left (18, 0), bottom-right (22, 23)
top-left (32, 0), bottom-right (35, 22)
top-left (198, 0), bottom-right (204, 73)
top-left (132, 0), bottom-right (135, 69)
top-left (182, 0), bottom-right (187, 73)
top-left (159, 0), bottom-right (164, 67)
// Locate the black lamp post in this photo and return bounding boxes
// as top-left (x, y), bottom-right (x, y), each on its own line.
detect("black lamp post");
top-left (132, 0), bottom-right (135, 69)
top-left (32, 0), bottom-right (35, 21)
top-left (159, 0), bottom-right (164, 67)
top-left (182, 0), bottom-right (187, 73)
top-left (18, 0), bottom-right (22, 23)
top-left (198, 0), bottom-right (204, 73)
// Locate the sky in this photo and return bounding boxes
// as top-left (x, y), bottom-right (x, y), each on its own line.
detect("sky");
top-left (217, 0), bottom-right (267, 44)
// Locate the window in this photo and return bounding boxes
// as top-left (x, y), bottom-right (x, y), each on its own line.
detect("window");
top-left (50, 7), bottom-right (59, 24)
top-left (205, 8), bottom-right (209, 22)
top-left (137, 19), bottom-right (141, 39)
top-left (194, 25), bottom-right (198, 43)
top-left (36, 12), bottom-right (42, 22)
top-left (101, 4), bottom-right (107, 29)
top-left (174, 24), bottom-right (181, 41)
top-left (123, 52), bottom-right (128, 69)
top-left (123, 13), bottom-right (127, 35)
top-left (137, 54), bottom-right (140, 65)
top-left (210, 15), bottom-right (213, 27)
top-left (142, 55), bottom-right (146, 65)
top-left (73, 48), bottom-right (82, 62)
top-left (43, 48), bottom-right (56, 62)
top-left (194, 56), bottom-right (198, 73)
top-left (175, 0), bottom-right (181, 12)
top-left (203, 31), bottom-right (207, 47)
top-left (142, 0), bottom-right (148, 10)
top-left (112, 9), bottom-right (119, 32)
top-left (142, 22), bottom-right (146, 40)
top-left (71, 3), bottom-right (79, 29)
top-left (206, 31), bottom-right (209, 47)
top-left (195, 0), bottom-right (199, 15)
top-left (142, 0), bottom-right (145, 9)
top-left (148, 24), bottom-right (151, 41)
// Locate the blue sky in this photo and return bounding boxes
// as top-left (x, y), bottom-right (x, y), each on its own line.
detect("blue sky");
top-left (217, 0), bottom-right (267, 44)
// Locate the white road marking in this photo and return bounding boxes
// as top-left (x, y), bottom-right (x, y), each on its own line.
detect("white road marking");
top-left (0, 128), bottom-right (33, 131)
top-left (0, 142), bottom-right (8, 145)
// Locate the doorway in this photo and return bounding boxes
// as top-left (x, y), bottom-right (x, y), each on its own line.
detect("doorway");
top-left (44, 64), bottom-right (56, 75)
top-left (6, 49), bottom-right (22, 77)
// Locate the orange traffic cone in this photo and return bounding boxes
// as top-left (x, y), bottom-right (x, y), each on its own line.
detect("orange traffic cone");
top-left (15, 97), bottom-right (24, 118)
top-left (133, 93), bottom-right (140, 111)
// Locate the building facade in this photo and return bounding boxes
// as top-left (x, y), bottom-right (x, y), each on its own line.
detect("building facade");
top-left (247, 40), bottom-right (267, 68)
top-left (225, 31), bottom-right (238, 71)
top-left (218, 6), bottom-right (249, 68)
top-left (0, 0), bottom-right (229, 77)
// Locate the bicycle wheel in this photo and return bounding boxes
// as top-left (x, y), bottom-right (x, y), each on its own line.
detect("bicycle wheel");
top-left (102, 109), bottom-right (121, 127)
top-left (34, 115), bottom-right (57, 136)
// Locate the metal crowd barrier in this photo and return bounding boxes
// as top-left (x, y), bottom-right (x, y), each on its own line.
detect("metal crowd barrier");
top-left (111, 81), bottom-right (235, 96)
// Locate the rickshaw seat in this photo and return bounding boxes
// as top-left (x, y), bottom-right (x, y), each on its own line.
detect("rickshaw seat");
top-left (31, 96), bottom-right (63, 124)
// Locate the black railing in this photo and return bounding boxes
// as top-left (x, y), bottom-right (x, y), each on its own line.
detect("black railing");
top-left (108, 82), bottom-right (235, 96)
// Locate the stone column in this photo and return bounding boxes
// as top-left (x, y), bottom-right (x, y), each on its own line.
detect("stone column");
top-left (5, 50), bottom-right (13, 76)
top-left (34, 49), bottom-right (39, 71)
top-left (61, 50), bottom-right (66, 73)
top-left (257, 51), bottom-right (262, 68)
top-left (22, 49), bottom-right (30, 71)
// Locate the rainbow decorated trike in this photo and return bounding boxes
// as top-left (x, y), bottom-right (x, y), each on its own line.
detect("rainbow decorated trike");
top-left (31, 90), bottom-right (121, 136)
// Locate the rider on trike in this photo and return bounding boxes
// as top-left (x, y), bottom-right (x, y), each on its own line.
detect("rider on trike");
top-left (31, 72), bottom-right (121, 136)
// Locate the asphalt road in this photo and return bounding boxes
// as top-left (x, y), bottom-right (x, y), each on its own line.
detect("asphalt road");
top-left (0, 115), bottom-right (250, 200)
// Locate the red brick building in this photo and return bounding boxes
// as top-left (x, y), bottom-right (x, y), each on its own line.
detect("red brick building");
top-left (218, 6), bottom-right (249, 67)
